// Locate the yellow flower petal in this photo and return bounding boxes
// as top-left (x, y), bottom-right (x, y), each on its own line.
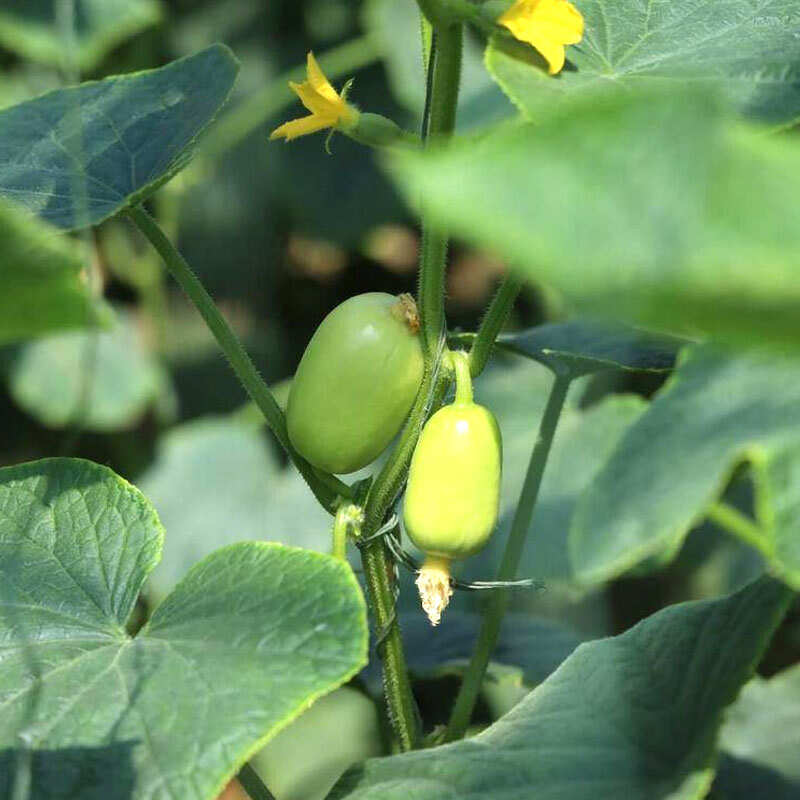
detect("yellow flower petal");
top-left (290, 80), bottom-right (342, 118)
top-left (522, 28), bottom-right (567, 74)
top-left (500, 0), bottom-right (583, 75)
top-left (306, 52), bottom-right (340, 104)
top-left (270, 114), bottom-right (338, 141)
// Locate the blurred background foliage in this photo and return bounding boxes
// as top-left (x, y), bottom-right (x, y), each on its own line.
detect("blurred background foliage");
top-left (0, 1), bottom-right (797, 798)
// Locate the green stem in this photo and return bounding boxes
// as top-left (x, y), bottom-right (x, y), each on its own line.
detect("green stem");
top-left (445, 372), bottom-right (571, 741)
top-left (469, 274), bottom-right (523, 377)
top-left (200, 36), bottom-right (381, 161)
top-left (707, 502), bottom-right (769, 555)
top-left (237, 764), bottom-right (277, 800)
top-left (417, 24), bottom-right (462, 359)
top-left (128, 205), bottom-right (350, 512)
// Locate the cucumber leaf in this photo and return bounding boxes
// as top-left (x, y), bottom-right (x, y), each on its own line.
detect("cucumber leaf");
top-left (332, 577), bottom-right (791, 799)
top-left (571, 346), bottom-right (800, 588)
top-left (0, 44), bottom-right (238, 230)
top-left (387, 88), bottom-right (800, 349)
top-left (487, 0), bottom-right (800, 126)
top-left (0, 458), bottom-right (367, 800)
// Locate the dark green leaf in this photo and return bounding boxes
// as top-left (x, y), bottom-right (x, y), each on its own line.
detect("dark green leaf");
top-left (0, 197), bottom-right (108, 343)
top-left (7, 311), bottom-right (163, 431)
top-left (570, 346), bottom-right (800, 588)
top-left (0, 458), bottom-right (367, 800)
top-left (387, 88), bottom-right (800, 349)
top-left (712, 756), bottom-right (800, 800)
top-left (486, 0), bottom-right (800, 126)
top-left (0, 44), bottom-right (239, 230)
top-left (496, 320), bottom-right (686, 375)
top-left (0, 0), bottom-right (163, 70)
top-left (332, 577), bottom-right (791, 799)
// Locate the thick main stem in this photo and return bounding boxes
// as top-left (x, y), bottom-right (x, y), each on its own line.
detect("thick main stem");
top-left (128, 205), bottom-right (349, 512)
top-left (445, 372), bottom-right (571, 741)
top-left (354, 16), bottom-right (463, 753)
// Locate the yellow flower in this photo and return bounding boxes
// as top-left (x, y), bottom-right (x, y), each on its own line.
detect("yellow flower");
top-left (499, 0), bottom-right (584, 75)
top-left (270, 52), bottom-right (358, 141)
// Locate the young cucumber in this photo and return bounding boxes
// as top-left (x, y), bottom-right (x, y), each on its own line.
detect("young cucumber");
top-left (287, 293), bottom-right (424, 474)
top-left (404, 350), bottom-right (502, 624)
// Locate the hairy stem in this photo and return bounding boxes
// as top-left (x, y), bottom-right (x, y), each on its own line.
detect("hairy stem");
top-left (361, 529), bottom-right (420, 752)
top-left (128, 205), bottom-right (350, 512)
top-left (445, 372), bottom-right (571, 741)
top-left (469, 274), bottom-right (524, 377)
top-left (417, 24), bottom-right (462, 359)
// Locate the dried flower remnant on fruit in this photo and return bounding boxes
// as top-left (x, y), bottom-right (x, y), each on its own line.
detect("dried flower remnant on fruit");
top-left (499, 0), bottom-right (584, 75)
top-left (391, 293), bottom-right (421, 333)
top-left (270, 52), bottom-right (358, 141)
top-left (415, 558), bottom-right (454, 626)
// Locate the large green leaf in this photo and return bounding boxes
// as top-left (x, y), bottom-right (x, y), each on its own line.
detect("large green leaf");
top-left (0, 197), bottom-right (107, 343)
top-left (571, 346), bottom-right (800, 587)
top-left (332, 577), bottom-right (791, 799)
top-left (0, 44), bottom-right (238, 230)
top-left (486, 0), bottom-right (800, 126)
top-left (139, 416), bottom-right (331, 599)
top-left (0, 458), bottom-right (367, 800)
top-left (719, 665), bottom-right (800, 784)
top-left (387, 88), bottom-right (800, 349)
top-left (0, 0), bottom-right (163, 71)
top-left (7, 310), bottom-right (163, 431)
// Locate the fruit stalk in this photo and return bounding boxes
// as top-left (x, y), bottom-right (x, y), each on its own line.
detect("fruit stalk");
top-left (445, 371), bottom-right (571, 740)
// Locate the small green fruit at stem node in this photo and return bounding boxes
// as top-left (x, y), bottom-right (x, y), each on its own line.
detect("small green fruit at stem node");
top-left (287, 293), bottom-right (424, 474)
top-left (345, 113), bottom-right (419, 149)
top-left (404, 350), bottom-right (502, 625)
